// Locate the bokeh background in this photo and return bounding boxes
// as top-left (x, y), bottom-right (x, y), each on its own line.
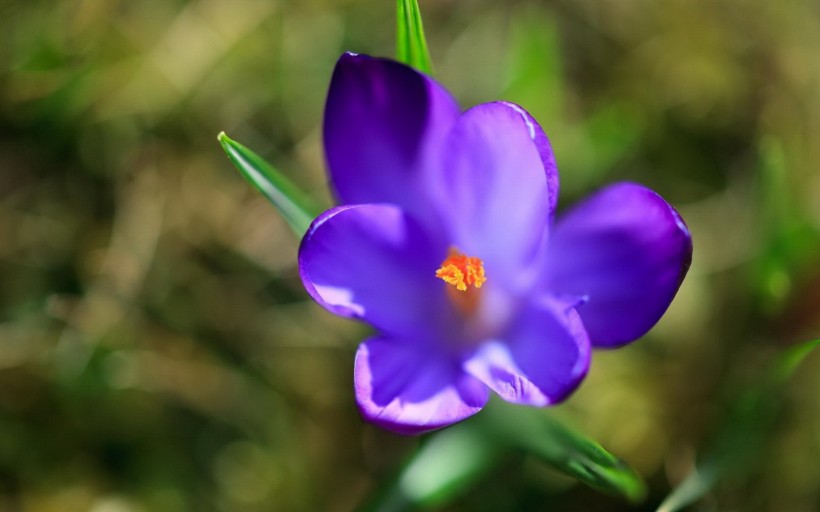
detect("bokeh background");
top-left (1, 0), bottom-right (819, 510)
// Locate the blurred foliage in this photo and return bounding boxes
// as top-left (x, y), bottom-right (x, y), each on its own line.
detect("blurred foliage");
top-left (0, 0), bottom-right (818, 511)
top-left (657, 340), bottom-right (818, 512)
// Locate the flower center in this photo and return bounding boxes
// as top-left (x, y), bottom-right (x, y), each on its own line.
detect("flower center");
top-left (435, 248), bottom-right (486, 317)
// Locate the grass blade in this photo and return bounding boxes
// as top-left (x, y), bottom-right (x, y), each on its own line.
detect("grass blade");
top-left (396, 0), bottom-right (433, 74)
top-left (360, 399), bottom-right (647, 511)
top-left (483, 400), bottom-right (647, 502)
top-left (218, 132), bottom-right (318, 237)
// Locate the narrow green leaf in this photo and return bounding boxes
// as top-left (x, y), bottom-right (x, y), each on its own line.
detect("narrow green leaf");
top-left (218, 132), bottom-right (319, 237)
top-left (360, 422), bottom-right (502, 512)
top-left (482, 400), bottom-right (647, 502)
top-left (396, 0), bottom-right (433, 74)
top-left (360, 399), bottom-right (646, 511)
top-left (657, 340), bottom-right (819, 512)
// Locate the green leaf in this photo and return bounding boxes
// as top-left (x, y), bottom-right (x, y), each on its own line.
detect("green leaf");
top-left (360, 400), bottom-right (645, 511)
top-left (657, 340), bottom-right (819, 512)
top-left (396, 0), bottom-right (433, 74)
top-left (361, 422), bottom-right (502, 512)
top-left (218, 132), bottom-right (319, 237)
top-left (482, 400), bottom-right (647, 502)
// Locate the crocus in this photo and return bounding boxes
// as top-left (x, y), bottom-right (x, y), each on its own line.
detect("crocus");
top-left (299, 53), bottom-right (692, 435)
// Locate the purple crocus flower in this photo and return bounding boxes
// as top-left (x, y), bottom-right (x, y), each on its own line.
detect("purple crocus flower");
top-left (298, 53), bottom-right (692, 435)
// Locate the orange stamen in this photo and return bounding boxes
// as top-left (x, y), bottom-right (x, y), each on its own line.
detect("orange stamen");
top-left (435, 248), bottom-right (486, 291)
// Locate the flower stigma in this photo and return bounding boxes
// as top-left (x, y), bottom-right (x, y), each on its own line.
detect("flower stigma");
top-left (436, 248), bottom-right (486, 318)
top-left (436, 247), bottom-right (486, 291)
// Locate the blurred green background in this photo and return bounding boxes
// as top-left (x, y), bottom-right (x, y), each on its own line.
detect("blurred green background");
top-left (1, 0), bottom-right (818, 510)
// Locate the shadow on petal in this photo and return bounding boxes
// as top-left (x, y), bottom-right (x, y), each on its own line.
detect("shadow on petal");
top-left (464, 298), bottom-right (591, 406)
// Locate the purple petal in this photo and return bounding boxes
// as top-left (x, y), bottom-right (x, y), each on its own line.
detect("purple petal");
top-left (463, 297), bottom-right (591, 406)
top-left (323, 53), bottom-right (460, 212)
top-left (298, 204), bottom-right (446, 337)
top-left (431, 102), bottom-right (556, 291)
top-left (355, 335), bottom-right (489, 435)
top-left (501, 102), bottom-right (560, 216)
top-left (542, 182), bottom-right (693, 347)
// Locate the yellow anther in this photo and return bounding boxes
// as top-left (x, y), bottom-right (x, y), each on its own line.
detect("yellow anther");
top-left (435, 248), bottom-right (486, 291)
